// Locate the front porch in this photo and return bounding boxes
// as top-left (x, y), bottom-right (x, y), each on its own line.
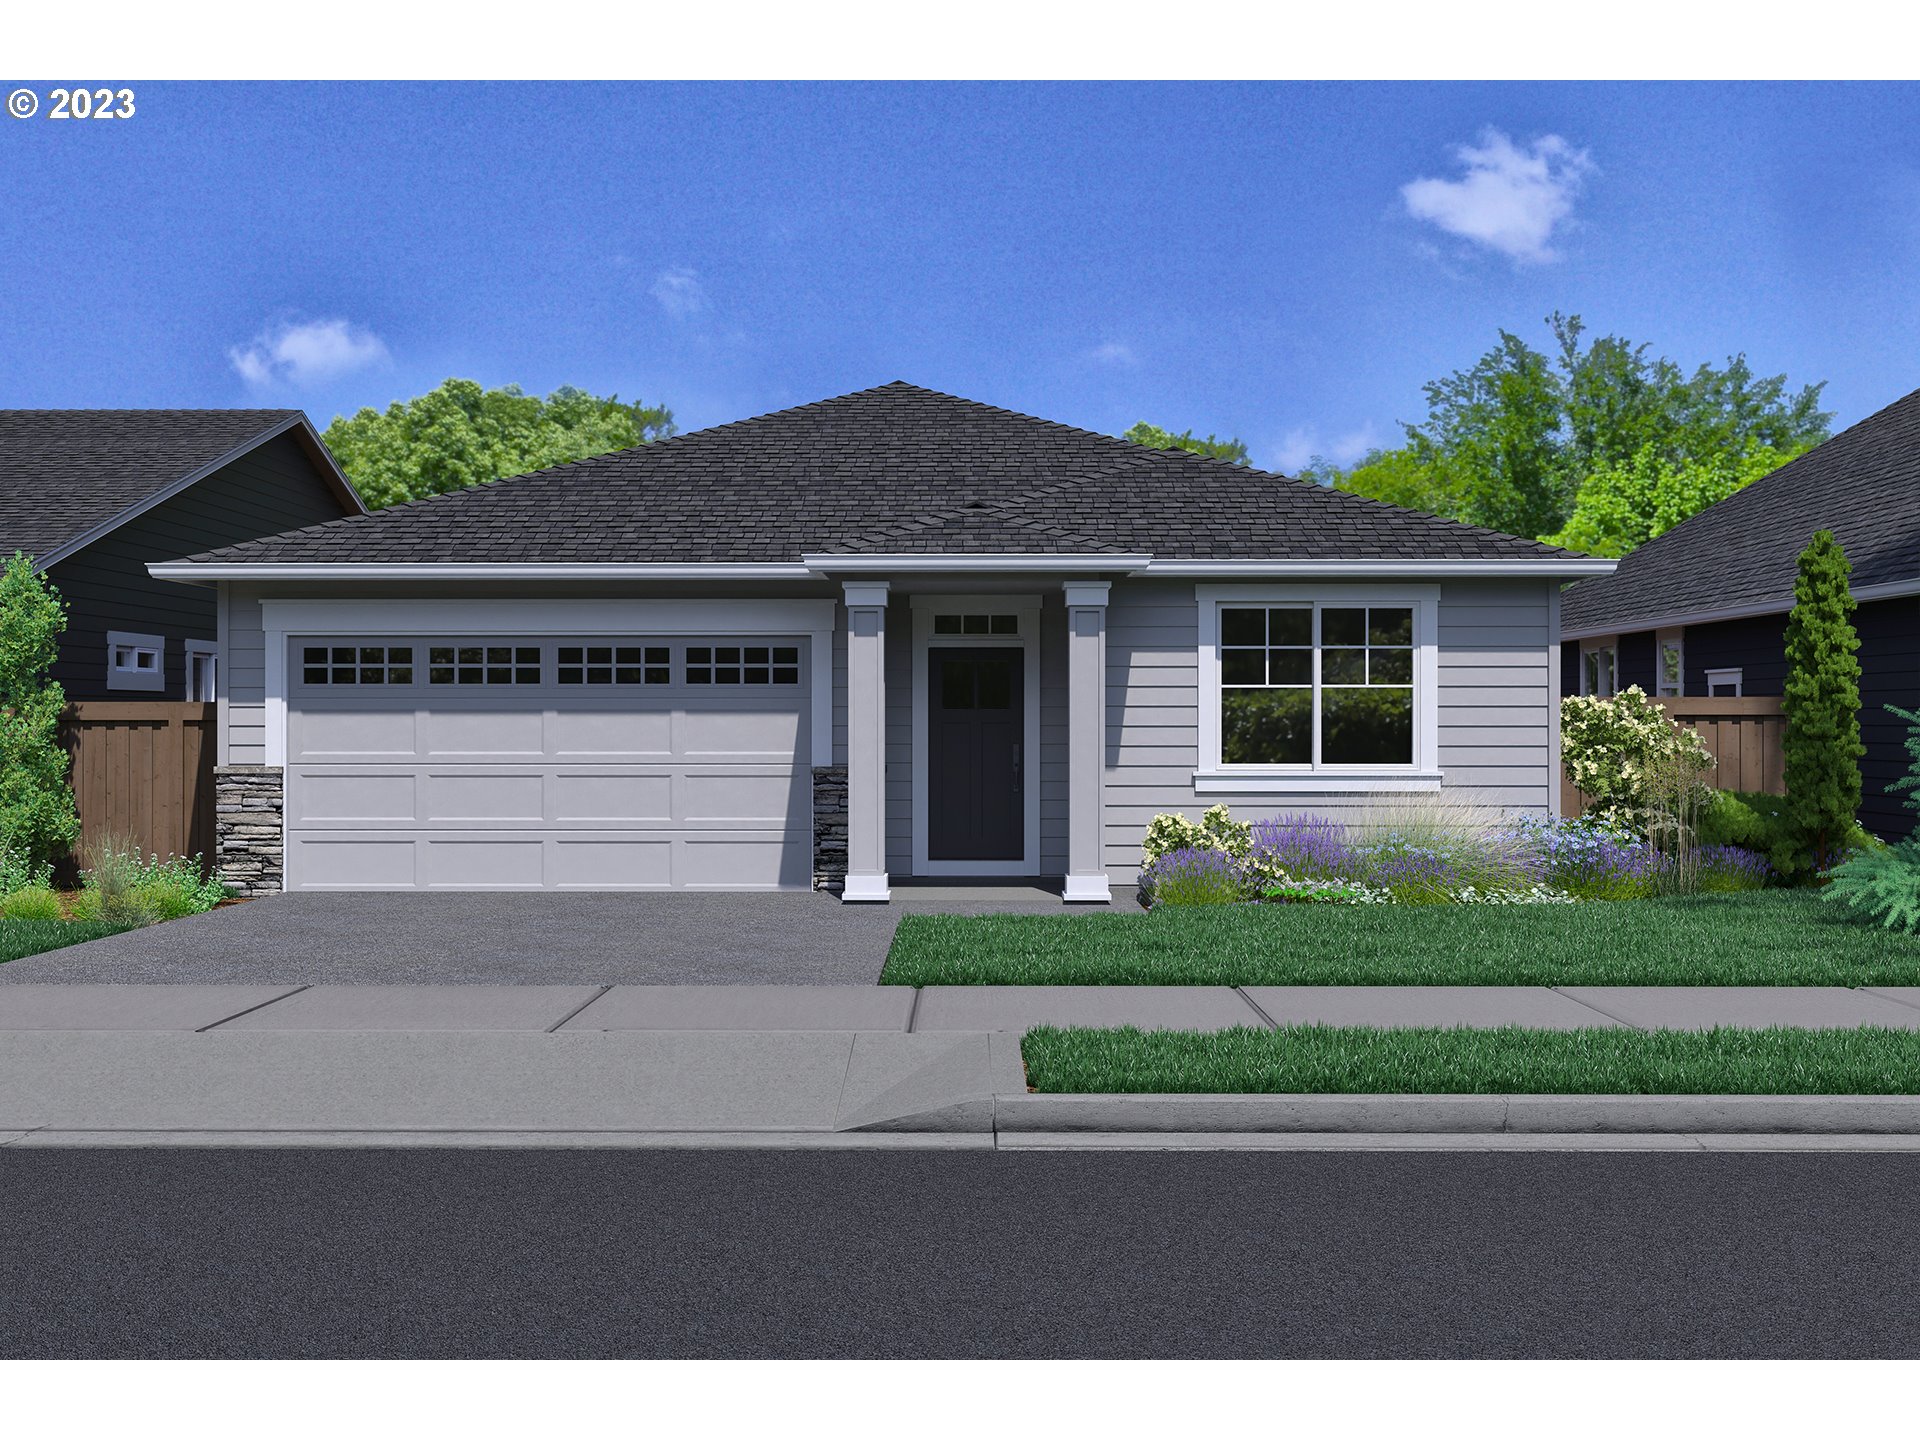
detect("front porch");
top-left (831, 577), bottom-right (1118, 905)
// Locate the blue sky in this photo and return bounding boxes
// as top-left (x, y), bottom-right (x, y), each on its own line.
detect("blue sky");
top-left (4, 81), bottom-right (1918, 469)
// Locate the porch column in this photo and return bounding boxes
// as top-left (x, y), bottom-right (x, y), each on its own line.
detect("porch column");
top-left (1063, 581), bottom-right (1112, 903)
top-left (842, 581), bottom-right (891, 902)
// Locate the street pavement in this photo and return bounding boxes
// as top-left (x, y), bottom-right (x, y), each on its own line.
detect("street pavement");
top-left (3, 1146), bottom-right (1918, 1357)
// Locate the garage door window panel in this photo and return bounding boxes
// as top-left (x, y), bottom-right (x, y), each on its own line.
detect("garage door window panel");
top-left (429, 645), bottom-right (541, 686)
top-left (687, 644), bottom-right (801, 686)
top-left (304, 645), bottom-right (414, 686)
top-left (558, 644), bottom-right (670, 686)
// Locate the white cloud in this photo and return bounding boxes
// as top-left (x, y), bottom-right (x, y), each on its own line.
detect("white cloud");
top-left (1400, 129), bottom-right (1594, 264)
top-left (228, 317), bottom-right (390, 389)
top-left (1270, 424), bottom-right (1380, 475)
top-left (1083, 341), bottom-right (1138, 367)
top-left (651, 266), bottom-right (708, 319)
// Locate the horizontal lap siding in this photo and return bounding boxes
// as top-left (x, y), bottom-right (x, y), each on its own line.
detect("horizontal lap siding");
top-left (1857, 598), bottom-right (1920, 839)
top-left (225, 584), bottom-right (270, 763)
top-left (885, 599), bottom-right (912, 872)
top-left (1101, 577), bottom-right (1555, 882)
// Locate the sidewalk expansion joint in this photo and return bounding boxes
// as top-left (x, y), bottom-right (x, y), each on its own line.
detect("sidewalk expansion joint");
top-left (905, 986), bottom-right (924, 1033)
top-left (1859, 987), bottom-right (1920, 1015)
top-left (1548, 986), bottom-right (1646, 1030)
top-left (1233, 987), bottom-right (1279, 1030)
top-left (546, 985), bottom-right (614, 1032)
top-left (196, 984), bottom-right (310, 1032)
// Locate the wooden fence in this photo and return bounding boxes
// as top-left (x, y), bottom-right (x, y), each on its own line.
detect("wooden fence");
top-left (1562, 696), bottom-right (1786, 816)
top-left (60, 701), bottom-right (217, 872)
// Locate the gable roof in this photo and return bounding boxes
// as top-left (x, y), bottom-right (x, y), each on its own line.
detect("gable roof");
top-left (159, 382), bottom-right (1605, 574)
top-left (1561, 384), bottom-right (1920, 637)
top-left (0, 409), bottom-right (364, 568)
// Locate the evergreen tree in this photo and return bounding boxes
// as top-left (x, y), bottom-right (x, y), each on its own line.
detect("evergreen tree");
top-left (1780, 531), bottom-right (1863, 875)
top-left (0, 553), bottom-right (80, 879)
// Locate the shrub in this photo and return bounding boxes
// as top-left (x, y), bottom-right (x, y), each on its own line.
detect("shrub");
top-left (1780, 530), bottom-right (1864, 876)
top-left (75, 836), bottom-right (227, 927)
top-left (1, 885), bottom-right (65, 921)
top-left (0, 554), bottom-right (80, 875)
top-left (1141, 804), bottom-right (1251, 867)
top-left (1828, 703), bottom-right (1920, 932)
top-left (1139, 846), bottom-right (1244, 907)
top-left (1694, 845), bottom-right (1775, 894)
top-left (1353, 791), bottom-right (1544, 896)
top-left (1505, 813), bottom-right (1653, 900)
top-left (1560, 685), bottom-right (1713, 835)
top-left (1699, 788), bottom-right (1873, 878)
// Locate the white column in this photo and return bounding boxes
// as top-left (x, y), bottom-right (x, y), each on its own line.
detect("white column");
top-left (1063, 581), bottom-right (1111, 903)
top-left (842, 581), bottom-right (891, 902)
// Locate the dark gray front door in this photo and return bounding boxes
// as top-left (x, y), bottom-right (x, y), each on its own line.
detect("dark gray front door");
top-left (928, 647), bottom-right (1023, 862)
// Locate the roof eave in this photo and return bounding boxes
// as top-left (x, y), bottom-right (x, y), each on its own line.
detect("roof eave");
top-left (1560, 574), bottom-right (1920, 641)
top-left (147, 561), bottom-right (817, 584)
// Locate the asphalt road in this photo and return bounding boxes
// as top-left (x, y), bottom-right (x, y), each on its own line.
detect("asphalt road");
top-left (2, 1148), bottom-right (1916, 1358)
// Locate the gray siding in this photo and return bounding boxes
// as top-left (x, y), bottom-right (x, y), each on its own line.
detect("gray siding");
top-left (1101, 577), bottom-right (1556, 882)
top-left (47, 432), bottom-right (352, 700)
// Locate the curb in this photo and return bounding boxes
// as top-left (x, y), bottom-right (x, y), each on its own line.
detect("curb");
top-left (993, 1092), bottom-right (1920, 1135)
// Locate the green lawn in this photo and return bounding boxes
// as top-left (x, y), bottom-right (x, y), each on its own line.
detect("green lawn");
top-left (1021, 1023), bottom-right (1920, 1095)
top-left (881, 891), bottom-right (1920, 987)
top-left (0, 918), bottom-right (135, 965)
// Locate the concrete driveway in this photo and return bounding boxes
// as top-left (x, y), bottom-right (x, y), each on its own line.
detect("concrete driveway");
top-left (0, 885), bottom-right (1137, 985)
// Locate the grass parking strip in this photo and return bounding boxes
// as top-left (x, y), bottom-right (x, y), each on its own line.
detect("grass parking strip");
top-left (1020, 1024), bottom-right (1920, 1096)
top-left (0, 919), bottom-right (135, 965)
top-left (882, 891), bottom-right (1920, 988)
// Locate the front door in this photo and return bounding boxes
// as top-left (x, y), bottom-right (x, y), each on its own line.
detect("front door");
top-left (928, 647), bottom-right (1023, 862)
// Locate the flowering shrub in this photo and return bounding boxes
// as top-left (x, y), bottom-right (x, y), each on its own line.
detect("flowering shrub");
top-left (1141, 804), bottom-right (1251, 867)
top-left (1138, 846), bottom-right (1244, 906)
top-left (1560, 685), bottom-right (1713, 834)
top-left (1248, 813), bottom-right (1355, 881)
top-left (1503, 813), bottom-right (1653, 900)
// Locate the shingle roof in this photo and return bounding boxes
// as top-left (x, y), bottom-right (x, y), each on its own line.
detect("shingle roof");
top-left (178, 382), bottom-right (1582, 566)
top-left (0, 409), bottom-right (305, 562)
top-left (1561, 384), bottom-right (1920, 634)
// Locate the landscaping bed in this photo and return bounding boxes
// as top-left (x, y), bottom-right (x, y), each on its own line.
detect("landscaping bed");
top-left (881, 891), bottom-right (1920, 987)
top-left (0, 917), bottom-right (137, 965)
top-left (1020, 1023), bottom-right (1920, 1095)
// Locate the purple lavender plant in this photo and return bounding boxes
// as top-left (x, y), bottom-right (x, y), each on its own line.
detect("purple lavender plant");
top-left (1248, 813), bottom-right (1356, 881)
top-left (1140, 846), bottom-right (1245, 907)
top-left (1695, 844), bottom-right (1775, 892)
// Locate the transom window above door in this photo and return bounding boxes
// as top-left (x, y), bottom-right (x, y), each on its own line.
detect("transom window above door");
top-left (932, 613), bottom-right (1018, 636)
top-left (557, 645), bottom-right (670, 685)
top-left (686, 645), bottom-right (801, 685)
top-left (303, 645), bottom-right (413, 686)
top-left (429, 645), bottom-right (541, 686)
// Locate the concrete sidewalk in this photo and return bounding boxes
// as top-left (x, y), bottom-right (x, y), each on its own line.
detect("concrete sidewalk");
top-left (7, 983), bottom-right (1920, 1151)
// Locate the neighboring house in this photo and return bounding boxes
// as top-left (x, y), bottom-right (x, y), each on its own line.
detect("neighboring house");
top-left (149, 382), bottom-right (1610, 899)
top-left (0, 410), bottom-right (364, 701)
top-left (1559, 384), bottom-right (1920, 837)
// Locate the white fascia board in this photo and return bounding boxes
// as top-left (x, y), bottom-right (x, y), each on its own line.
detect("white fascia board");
top-left (1145, 558), bottom-right (1617, 578)
top-left (804, 553), bottom-right (1152, 574)
top-left (1558, 576), bottom-right (1920, 642)
top-left (148, 562), bottom-right (816, 583)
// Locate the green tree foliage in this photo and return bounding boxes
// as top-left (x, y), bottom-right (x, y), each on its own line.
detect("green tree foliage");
top-left (0, 554), bottom-right (80, 878)
top-left (323, 380), bottom-right (676, 509)
top-left (1543, 443), bottom-right (1795, 557)
top-left (1120, 421), bottom-right (1250, 467)
top-left (1825, 704), bottom-right (1920, 933)
top-left (1329, 313), bottom-right (1830, 540)
top-left (1780, 531), bottom-right (1864, 876)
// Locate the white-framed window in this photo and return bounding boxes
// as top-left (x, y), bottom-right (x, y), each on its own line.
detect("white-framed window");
top-left (1705, 667), bottom-right (1744, 698)
top-left (1196, 585), bottom-right (1440, 786)
top-left (1655, 628), bottom-right (1684, 698)
top-left (1580, 638), bottom-right (1619, 697)
top-left (185, 640), bottom-right (218, 701)
top-left (106, 630), bottom-right (165, 693)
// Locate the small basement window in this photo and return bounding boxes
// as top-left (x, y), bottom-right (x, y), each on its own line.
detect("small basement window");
top-left (107, 630), bottom-right (165, 693)
top-left (558, 645), bottom-right (670, 685)
top-left (686, 644), bottom-right (801, 685)
top-left (932, 613), bottom-right (1019, 636)
top-left (428, 645), bottom-right (541, 686)
top-left (303, 645), bottom-right (414, 686)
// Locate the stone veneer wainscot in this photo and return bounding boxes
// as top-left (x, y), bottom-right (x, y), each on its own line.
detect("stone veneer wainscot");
top-left (812, 764), bottom-right (848, 892)
top-left (214, 764), bottom-right (284, 896)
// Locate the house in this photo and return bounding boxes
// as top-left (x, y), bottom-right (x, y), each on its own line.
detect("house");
top-left (147, 382), bottom-right (1611, 899)
top-left (1558, 385), bottom-right (1920, 838)
top-left (0, 410), bottom-right (364, 700)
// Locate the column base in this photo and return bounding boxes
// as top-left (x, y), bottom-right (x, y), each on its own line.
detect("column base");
top-left (842, 872), bottom-right (892, 903)
top-left (1063, 873), bottom-right (1112, 904)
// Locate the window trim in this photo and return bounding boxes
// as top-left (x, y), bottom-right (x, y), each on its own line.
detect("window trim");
top-left (1704, 666), bottom-right (1744, 698)
top-left (106, 629), bottom-right (166, 693)
top-left (1655, 627), bottom-right (1684, 698)
top-left (1579, 636), bottom-right (1619, 697)
top-left (185, 639), bottom-right (219, 701)
top-left (1195, 585), bottom-right (1440, 790)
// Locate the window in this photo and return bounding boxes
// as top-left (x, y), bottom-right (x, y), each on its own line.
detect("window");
top-left (428, 645), bottom-right (540, 686)
top-left (932, 613), bottom-right (1019, 637)
top-left (1217, 603), bottom-right (1415, 768)
top-left (303, 644), bottom-right (414, 686)
top-left (1580, 642), bottom-right (1618, 698)
top-left (1656, 629), bottom-right (1684, 698)
top-left (686, 644), bottom-right (800, 685)
top-left (558, 644), bottom-right (670, 685)
top-left (106, 630), bottom-right (165, 693)
top-left (186, 641), bottom-right (218, 701)
top-left (1705, 667), bottom-right (1744, 698)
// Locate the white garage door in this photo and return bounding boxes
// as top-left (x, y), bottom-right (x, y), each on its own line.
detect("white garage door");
top-left (284, 636), bottom-right (812, 890)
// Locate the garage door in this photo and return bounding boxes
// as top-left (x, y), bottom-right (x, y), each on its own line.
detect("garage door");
top-left (284, 636), bottom-right (812, 890)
